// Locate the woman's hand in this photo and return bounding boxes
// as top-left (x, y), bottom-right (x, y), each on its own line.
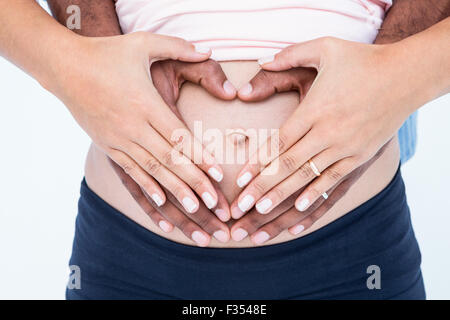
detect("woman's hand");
top-left (232, 37), bottom-right (424, 218)
top-left (231, 142), bottom-right (391, 244)
top-left (46, 32), bottom-right (227, 214)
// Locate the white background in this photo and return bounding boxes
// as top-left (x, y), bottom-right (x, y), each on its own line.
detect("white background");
top-left (1, 4), bottom-right (449, 302)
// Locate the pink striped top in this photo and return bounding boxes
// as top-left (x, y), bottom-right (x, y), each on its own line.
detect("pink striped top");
top-left (115, 0), bottom-right (392, 61)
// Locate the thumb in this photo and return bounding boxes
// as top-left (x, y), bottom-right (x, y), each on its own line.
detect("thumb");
top-left (258, 37), bottom-right (332, 71)
top-left (146, 33), bottom-right (211, 62)
top-left (177, 60), bottom-right (237, 100)
top-left (150, 61), bottom-right (182, 118)
top-left (238, 68), bottom-right (317, 102)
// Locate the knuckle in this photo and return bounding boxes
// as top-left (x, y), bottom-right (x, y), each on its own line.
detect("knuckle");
top-left (273, 187), bottom-right (285, 201)
top-left (268, 220), bottom-right (283, 232)
top-left (325, 168), bottom-right (342, 182)
top-left (297, 162), bottom-right (314, 179)
top-left (252, 180), bottom-right (267, 195)
top-left (280, 154), bottom-right (298, 172)
top-left (189, 177), bottom-right (206, 192)
top-left (193, 214), bottom-right (213, 229)
top-left (121, 162), bottom-right (135, 175)
top-left (144, 157), bottom-right (161, 175)
top-left (246, 215), bottom-right (264, 230)
top-left (161, 150), bottom-right (175, 168)
top-left (144, 203), bottom-right (157, 214)
top-left (205, 60), bottom-right (222, 72)
top-left (276, 132), bottom-right (289, 153)
top-left (177, 218), bottom-right (192, 232)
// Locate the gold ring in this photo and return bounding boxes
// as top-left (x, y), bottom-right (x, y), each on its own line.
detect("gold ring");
top-left (308, 160), bottom-right (321, 177)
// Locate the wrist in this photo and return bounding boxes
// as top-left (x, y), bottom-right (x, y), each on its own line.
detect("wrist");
top-left (37, 33), bottom-right (89, 94)
top-left (379, 39), bottom-right (446, 116)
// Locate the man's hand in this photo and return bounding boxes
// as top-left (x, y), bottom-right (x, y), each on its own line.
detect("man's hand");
top-left (151, 59), bottom-right (236, 117)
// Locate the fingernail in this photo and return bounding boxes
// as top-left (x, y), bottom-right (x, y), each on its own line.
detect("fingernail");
top-left (258, 55), bottom-right (274, 65)
top-left (215, 208), bottom-right (229, 221)
top-left (192, 231), bottom-right (209, 247)
top-left (296, 198), bottom-right (310, 212)
top-left (253, 231), bottom-right (270, 245)
top-left (291, 224), bottom-right (305, 235)
top-left (151, 193), bottom-right (164, 207)
top-left (202, 192), bottom-right (217, 209)
top-left (231, 206), bottom-right (244, 219)
top-left (182, 197), bottom-right (198, 213)
top-left (238, 194), bottom-right (255, 212)
top-left (256, 198), bottom-right (272, 214)
top-left (238, 83), bottom-right (252, 96)
top-left (237, 172), bottom-right (252, 188)
top-left (158, 220), bottom-right (172, 233)
top-left (223, 80), bottom-right (236, 96)
top-left (232, 228), bottom-right (248, 241)
top-left (208, 167), bottom-right (223, 182)
top-left (194, 44), bottom-right (211, 54)
top-left (213, 230), bottom-right (229, 243)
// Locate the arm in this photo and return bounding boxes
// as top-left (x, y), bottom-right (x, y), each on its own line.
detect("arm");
top-left (47, 0), bottom-right (122, 36)
top-left (376, 0), bottom-right (450, 44)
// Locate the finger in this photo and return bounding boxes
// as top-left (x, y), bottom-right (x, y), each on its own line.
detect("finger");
top-left (230, 191), bottom-right (301, 242)
top-left (145, 92), bottom-right (224, 183)
top-left (288, 179), bottom-right (354, 235)
top-left (146, 33), bottom-right (212, 62)
top-left (134, 127), bottom-right (220, 210)
top-left (139, 189), bottom-right (175, 232)
top-left (107, 157), bottom-right (174, 232)
top-left (295, 157), bottom-right (358, 212)
top-left (150, 61), bottom-right (181, 118)
top-left (108, 149), bottom-right (166, 206)
top-left (238, 68), bottom-right (317, 102)
top-left (164, 192), bottom-right (230, 243)
top-left (176, 60), bottom-right (237, 100)
top-left (122, 143), bottom-right (202, 213)
top-left (235, 106), bottom-right (313, 192)
top-left (253, 148), bottom-right (341, 214)
top-left (232, 131), bottom-right (325, 218)
top-left (250, 185), bottom-right (339, 245)
top-left (213, 185), bottom-right (231, 222)
top-left (258, 37), bottom-right (335, 71)
top-left (155, 199), bottom-right (212, 247)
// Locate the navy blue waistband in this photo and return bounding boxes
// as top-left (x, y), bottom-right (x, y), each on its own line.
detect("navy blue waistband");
top-left (80, 166), bottom-right (403, 266)
top-left (70, 166), bottom-right (424, 299)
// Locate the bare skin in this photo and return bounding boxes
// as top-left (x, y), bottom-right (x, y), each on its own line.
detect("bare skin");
top-left (44, 0), bottom-right (450, 246)
top-left (0, 1), bottom-right (446, 246)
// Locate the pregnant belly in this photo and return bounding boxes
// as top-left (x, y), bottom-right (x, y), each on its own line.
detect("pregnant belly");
top-left (84, 61), bottom-right (400, 248)
top-left (177, 61), bottom-right (299, 202)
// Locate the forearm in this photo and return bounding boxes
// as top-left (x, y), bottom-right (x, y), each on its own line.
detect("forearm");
top-left (393, 17), bottom-right (450, 111)
top-left (0, 0), bottom-right (80, 86)
top-left (376, 0), bottom-right (450, 44)
top-left (47, 0), bottom-right (122, 37)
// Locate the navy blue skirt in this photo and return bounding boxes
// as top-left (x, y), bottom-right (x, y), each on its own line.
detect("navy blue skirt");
top-left (66, 168), bottom-right (425, 300)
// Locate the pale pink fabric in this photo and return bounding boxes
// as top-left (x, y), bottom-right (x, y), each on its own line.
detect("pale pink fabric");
top-left (115, 0), bottom-right (393, 61)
